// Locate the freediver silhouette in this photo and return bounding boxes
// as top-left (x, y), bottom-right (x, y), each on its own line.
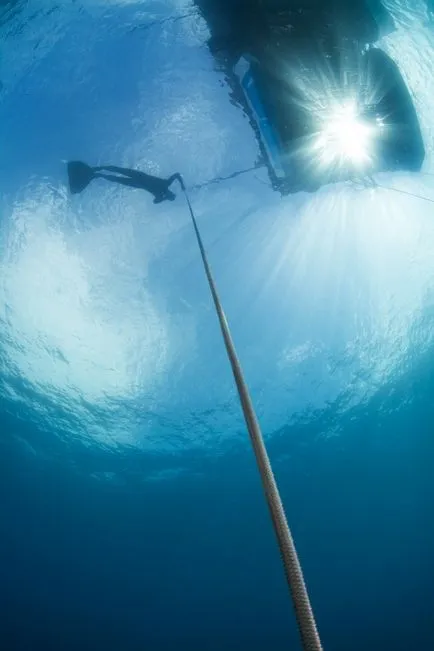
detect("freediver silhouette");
top-left (67, 161), bottom-right (182, 203)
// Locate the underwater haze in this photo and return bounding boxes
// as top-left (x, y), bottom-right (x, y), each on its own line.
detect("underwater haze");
top-left (1, 0), bottom-right (434, 649)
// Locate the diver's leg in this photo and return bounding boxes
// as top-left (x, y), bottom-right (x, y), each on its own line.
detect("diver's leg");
top-left (94, 173), bottom-right (143, 189)
top-left (94, 166), bottom-right (154, 183)
top-left (93, 165), bottom-right (133, 175)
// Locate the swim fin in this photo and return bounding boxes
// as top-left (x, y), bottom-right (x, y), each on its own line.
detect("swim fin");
top-left (67, 161), bottom-right (95, 194)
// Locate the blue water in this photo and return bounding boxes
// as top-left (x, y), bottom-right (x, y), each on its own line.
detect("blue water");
top-left (1, 1), bottom-right (434, 649)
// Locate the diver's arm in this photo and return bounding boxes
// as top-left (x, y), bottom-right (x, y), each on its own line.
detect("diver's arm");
top-left (167, 173), bottom-right (184, 189)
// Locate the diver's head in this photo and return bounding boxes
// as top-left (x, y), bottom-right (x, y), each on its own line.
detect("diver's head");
top-left (153, 189), bottom-right (176, 204)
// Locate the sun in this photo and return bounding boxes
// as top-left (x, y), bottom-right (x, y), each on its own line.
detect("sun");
top-left (314, 101), bottom-right (376, 168)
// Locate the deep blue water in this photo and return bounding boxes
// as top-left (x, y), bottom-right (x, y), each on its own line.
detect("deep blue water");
top-left (1, 1), bottom-right (434, 649)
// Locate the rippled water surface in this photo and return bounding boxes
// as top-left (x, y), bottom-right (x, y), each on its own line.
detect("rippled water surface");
top-left (1, 1), bottom-right (434, 649)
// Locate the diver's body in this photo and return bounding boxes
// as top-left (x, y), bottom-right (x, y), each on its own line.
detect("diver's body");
top-left (67, 160), bottom-right (182, 203)
top-left (93, 166), bottom-right (182, 203)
